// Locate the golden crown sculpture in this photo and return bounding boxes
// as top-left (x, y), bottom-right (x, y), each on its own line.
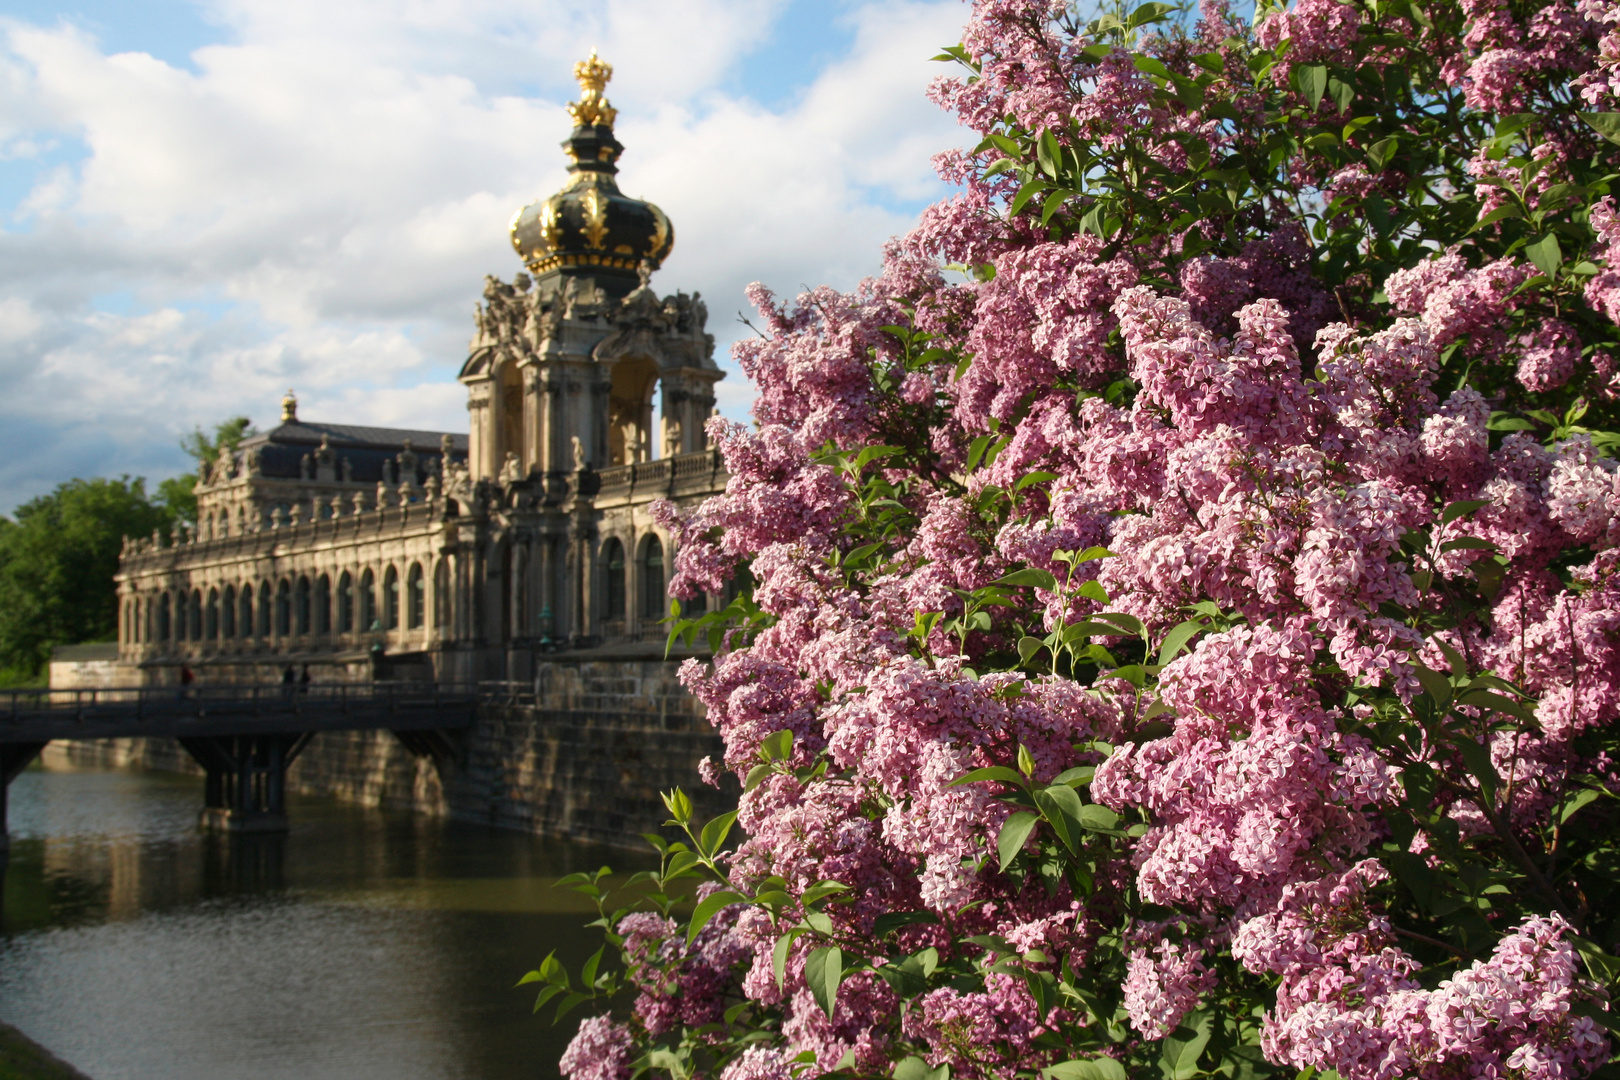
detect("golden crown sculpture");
top-left (567, 49), bottom-right (617, 128)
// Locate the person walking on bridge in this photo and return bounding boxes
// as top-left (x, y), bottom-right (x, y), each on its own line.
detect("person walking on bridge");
top-left (281, 665), bottom-right (296, 703)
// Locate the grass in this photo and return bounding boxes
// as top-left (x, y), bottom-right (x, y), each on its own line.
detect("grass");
top-left (0, 1023), bottom-right (91, 1080)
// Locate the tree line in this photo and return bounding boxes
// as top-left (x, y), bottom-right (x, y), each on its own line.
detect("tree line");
top-left (0, 418), bottom-right (252, 685)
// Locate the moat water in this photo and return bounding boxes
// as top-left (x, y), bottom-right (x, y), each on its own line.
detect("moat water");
top-left (0, 762), bottom-right (651, 1080)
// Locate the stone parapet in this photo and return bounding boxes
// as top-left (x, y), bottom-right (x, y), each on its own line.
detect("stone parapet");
top-left (40, 657), bottom-right (730, 850)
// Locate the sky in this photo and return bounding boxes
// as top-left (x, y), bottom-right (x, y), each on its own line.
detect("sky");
top-left (0, 0), bottom-right (974, 514)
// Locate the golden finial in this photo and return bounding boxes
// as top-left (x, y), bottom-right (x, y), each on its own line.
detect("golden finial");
top-left (281, 389), bottom-right (298, 423)
top-left (567, 49), bottom-right (617, 128)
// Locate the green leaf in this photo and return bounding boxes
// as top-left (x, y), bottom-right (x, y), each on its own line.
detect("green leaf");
top-left (965, 434), bottom-right (996, 474)
top-left (873, 910), bottom-right (940, 937)
top-left (804, 945), bottom-right (844, 1018)
top-left (1411, 664), bottom-right (1453, 710)
top-left (1384, 849), bottom-right (1458, 917)
top-left (1487, 413), bottom-right (1536, 432)
top-left (1127, 1), bottom-right (1178, 29)
top-left (1044, 1058), bottom-right (1128, 1080)
top-left (1295, 64), bottom-right (1328, 110)
top-left (1077, 579), bottom-right (1111, 603)
top-left (1160, 1010), bottom-right (1212, 1080)
top-left (773, 929), bottom-right (804, 988)
top-left (581, 945), bottom-right (604, 988)
top-left (1453, 736), bottom-right (1501, 805)
top-left (1440, 499), bottom-right (1492, 526)
top-left (1366, 136), bottom-right (1398, 169)
top-left (1035, 784), bottom-right (1086, 854)
top-left (1561, 786), bottom-right (1602, 825)
top-left (896, 1057), bottom-right (952, 1080)
top-left (1469, 203), bottom-right (1524, 233)
top-left (1580, 112), bottom-right (1620, 146)
top-left (744, 763), bottom-right (772, 792)
top-left (1457, 688), bottom-right (1535, 722)
top-left (1078, 803), bottom-right (1120, 831)
top-left (998, 811), bottom-right (1040, 871)
top-left (1525, 232), bottom-right (1563, 277)
top-left (953, 765), bottom-right (1029, 788)
top-left (996, 567), bottom-right (1060, 590)
top-left (686, 889), bottom-right (744, 944)
top-left (1018, 635), bottom-right (1045, 665)
top-left (801, 880), bottom-right (851, 907)
top-left (1094, 610), bottom-right (1145, 637)
top-left (853, 444), bottom-right (902, 470)
top-left (1328, 75), bottom-right (1354, 114)
top-left (1037, 129), bottom-right (1062, 179)
top-left (699, 809), bottom-right (738, 857)
top-left (1011, 178), bottom-right (1048, 216)
top-left (760, 728), bottom-right (794, 761)
top-left (1157, 619), bottom-right (1204, 666)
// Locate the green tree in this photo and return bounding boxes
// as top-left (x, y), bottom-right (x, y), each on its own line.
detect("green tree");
top-left (0, 477), bottom-right (174, 684)
top-left (159, 416), bottom-right (256, 524)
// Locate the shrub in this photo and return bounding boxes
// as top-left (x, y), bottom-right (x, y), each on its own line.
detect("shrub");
top-left (531, 0), bottom-right (1620, 1077)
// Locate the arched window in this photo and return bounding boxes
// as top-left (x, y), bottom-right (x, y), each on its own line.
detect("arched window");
top-left (295, 576), bottom-right (312, 635)
top-left (275, 579), bottom-right (291, 636)
top-left (159, 592), bottom-right (172, 641)
top-left (240, 585), bottom-right (254, 640)
top-left (316, 575), bottom-right (331, 634)
top-left (434, 560), bottom-right (450, 628)
top-left (603, 538), bottom-right (626, 620)
top-left (384, 566), bottom-right (400, 630)
top-left (258, 582), bottom-right (272, 637)
top-left (222, 586), bottom-right (236, 638)
top-left (360, 569), bottom-right (376, 630)
top-left (338, 572), bottom-right (354, 633)
top-left (218, 509), bottom-right (230, 538)
top-left (640, 535), bottom-right (665, 620)
top-left (206, 588), bottom-right (219, 640)
top-left (189, 589), bottom-right (203, 640)
top-left (407, 563), bottom-right (424, 630)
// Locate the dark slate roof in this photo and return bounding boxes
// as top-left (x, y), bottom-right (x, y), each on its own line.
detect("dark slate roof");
top-left (240, 422), bottom-right (469, 451)
top-left (236, 421), bottom-right (468, 485)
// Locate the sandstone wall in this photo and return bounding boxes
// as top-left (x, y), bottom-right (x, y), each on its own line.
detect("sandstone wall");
top-left (41, 657), bottom-right (732, 849)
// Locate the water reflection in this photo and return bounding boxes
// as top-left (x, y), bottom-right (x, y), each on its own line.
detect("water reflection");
top-left (0, 763), bottom-right (653, 1080)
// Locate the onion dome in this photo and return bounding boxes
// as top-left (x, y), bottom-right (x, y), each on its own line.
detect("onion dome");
top-left (509, 51), bottom-right (674, 293)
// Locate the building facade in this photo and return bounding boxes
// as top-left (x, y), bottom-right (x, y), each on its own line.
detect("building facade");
top-left (114, 53), bottom-right (728, 686)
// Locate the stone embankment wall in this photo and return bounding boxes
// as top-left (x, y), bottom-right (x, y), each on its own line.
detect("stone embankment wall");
top-left (44, 657), bottom-right (733, 849)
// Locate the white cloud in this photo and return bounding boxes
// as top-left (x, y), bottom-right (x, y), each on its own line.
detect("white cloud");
top-left (0, 0), bottom-right (973, 512)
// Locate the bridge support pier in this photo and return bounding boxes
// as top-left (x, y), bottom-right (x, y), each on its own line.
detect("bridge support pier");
top-left (0, 741), bottom-right (47, 902)
top-left (180, 734), bottom-right (313, 834)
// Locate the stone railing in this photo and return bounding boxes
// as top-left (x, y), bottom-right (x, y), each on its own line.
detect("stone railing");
top-left (122, 498), bottom-right (447, 568)
top-left (595, 448), bottom-right (724, 502)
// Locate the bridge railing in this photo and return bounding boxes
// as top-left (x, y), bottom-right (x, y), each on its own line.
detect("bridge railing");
top-left (1, 682), bottom-right (483, 722)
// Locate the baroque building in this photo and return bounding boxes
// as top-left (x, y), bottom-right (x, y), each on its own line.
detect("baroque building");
top-left (114, 53), bottom-right (728, 685)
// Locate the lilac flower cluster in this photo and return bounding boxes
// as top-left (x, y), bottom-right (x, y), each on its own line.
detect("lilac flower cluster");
top-left (557, 0), bottom-right (1620, 1076)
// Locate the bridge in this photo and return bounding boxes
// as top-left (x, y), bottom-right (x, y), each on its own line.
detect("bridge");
top-left (0, 683), bottom-right (482, 872)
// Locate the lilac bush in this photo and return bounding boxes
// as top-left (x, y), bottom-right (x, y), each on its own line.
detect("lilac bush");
top-left (527, 0), bottom-right (1620, 1076)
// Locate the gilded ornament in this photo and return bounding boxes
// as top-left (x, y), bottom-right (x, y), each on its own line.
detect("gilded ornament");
top-left (539, 199), bottom-right (564, 251)
top-left (566, 50), bottom-right (618, 128)
top-left (580, 188), bottom-right (609, 250)
top-left (648, 203), bottom-right (671, 259)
